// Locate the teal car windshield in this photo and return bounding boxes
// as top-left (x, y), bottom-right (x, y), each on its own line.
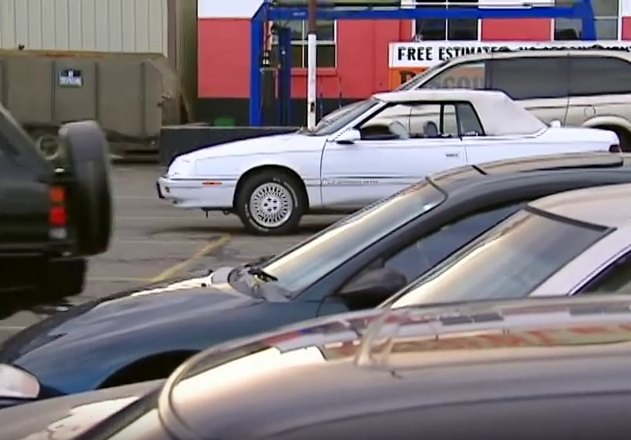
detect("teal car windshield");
top-left (260, 180), bottom-right (447, 295)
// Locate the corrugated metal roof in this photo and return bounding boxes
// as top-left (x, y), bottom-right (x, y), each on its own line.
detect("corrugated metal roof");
top-left (0, 0), bottom-right (168, 54)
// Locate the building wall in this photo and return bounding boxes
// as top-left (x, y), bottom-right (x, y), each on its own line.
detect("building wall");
top-left (197, 0), bottom-right (631, 126)
top-left (0, 0), bottom-right (168, 54)
top-left (174, 0), bottom-right (198, 120)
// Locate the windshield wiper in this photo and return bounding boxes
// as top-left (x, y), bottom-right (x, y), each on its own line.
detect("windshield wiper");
top-left (247, 266), bottom-right (278, 282)
top-left (244, 255), bottom-right (274, 268)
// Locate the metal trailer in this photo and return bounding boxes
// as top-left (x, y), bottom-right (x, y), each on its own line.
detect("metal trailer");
top-left (0, 49), bottom-right (182, 159)
top-left (0, 0), bottom-right (198, 159)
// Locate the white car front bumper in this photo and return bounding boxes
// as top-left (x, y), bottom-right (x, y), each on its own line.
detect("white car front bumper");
top-left (156, 176), bottom-right (235, 209)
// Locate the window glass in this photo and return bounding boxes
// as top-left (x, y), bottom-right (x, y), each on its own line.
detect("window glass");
top-left (578, 254), bottom-right (631, 294)
top-left (489, 57), bottom-right (569, 100)
top-left (592, 0), bottom-right (620, 15)
top-left (311, 98), bottom-right (380, 136)
top-left (457, 103), bottom-right (484, 136)
top-left (406, 104), bottom-right (447, 138)
top-left (343, 203), bottom-right (524, 291)
top-left (594, 18), bottom-right (619, 40)
top-left (389, 209), bottom-right (608, 308)
top-left (272, 20), bottom-right (336, 68)
top-left (424, 62), bottom-right (487, 90)
top-left (395, 60), bottom-right (450, 91)
top-left (260, 180), bottom-right (447, 295)
top-left (290, 45), bottom-right (336, 69)
top-left (554, 18), bottom-right (582, 40)
top-left (443, 105), bottom-right (458, 137)
top-left (414, 0), bottom-right (478, 41)
top-left (553, 0), bottom-right (619, 40)
top-left (569, 57), bottom-right (631, 96)
top-left (360, 103), bottom-right (463, 139)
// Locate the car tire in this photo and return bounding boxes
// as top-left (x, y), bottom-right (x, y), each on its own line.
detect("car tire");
top-left (235, 171), bottom-right (305, 235)
top-left (61, 121), bottom-right (113, 256)
top-left (0, 258), bottom-right (86, 319)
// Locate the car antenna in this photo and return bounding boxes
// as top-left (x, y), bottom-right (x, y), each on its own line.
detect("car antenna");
top-left (472, 164), bottom-right (488, 175)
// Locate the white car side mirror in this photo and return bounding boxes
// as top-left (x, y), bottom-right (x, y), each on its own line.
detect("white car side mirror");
top-left (0, 364), bottom-right (40, 399)
top-left (550, 120), bottom-right (562, 128)
top-left (335, 129), bottom-right (361, 145)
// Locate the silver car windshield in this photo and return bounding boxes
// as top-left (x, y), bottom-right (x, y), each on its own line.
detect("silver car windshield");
top-left (388, 208), bottom-right (610, 308)
top-left (260, 180), bottom-right (447, 295)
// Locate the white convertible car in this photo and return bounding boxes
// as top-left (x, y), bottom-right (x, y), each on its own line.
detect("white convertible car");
top-left (157, 89), bottom-right (620, 235)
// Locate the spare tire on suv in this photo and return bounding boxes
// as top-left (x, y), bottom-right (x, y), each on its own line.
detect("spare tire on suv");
top-left (60, 121), bottom-right (113, 256)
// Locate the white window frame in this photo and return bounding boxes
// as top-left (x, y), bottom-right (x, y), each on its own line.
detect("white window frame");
top-left (551, 0), bottom-right (622, 40)
top-left (410, 0), bottom-right (482, 41)
top-left (272, 20), bottom-right (338, 68)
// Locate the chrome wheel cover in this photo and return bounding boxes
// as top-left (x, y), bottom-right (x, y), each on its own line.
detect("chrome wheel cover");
top-left (249, 182), bottom-right (294, 228)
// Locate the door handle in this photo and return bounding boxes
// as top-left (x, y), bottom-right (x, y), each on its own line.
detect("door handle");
top-left (445, 152), bottom-right (460, 158)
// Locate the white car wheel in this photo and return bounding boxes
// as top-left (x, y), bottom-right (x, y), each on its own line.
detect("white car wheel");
top-left (249, 182), bottom-right (294, 229)
top-left (236, 171), bottom-right (305, 235)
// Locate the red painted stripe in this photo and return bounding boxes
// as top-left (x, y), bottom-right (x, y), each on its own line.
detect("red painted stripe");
top-left (198, 18), bottom-right (251, 98)
top-left (199, 17), bottom-right (568, 101)
top-left (481, 18), bottom-right (552, 41)
top-left (623, 17), bottom-right (631, 40)
top-left (198, 19), bottom-right (402, 100)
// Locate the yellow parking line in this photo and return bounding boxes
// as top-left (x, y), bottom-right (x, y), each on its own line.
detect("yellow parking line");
top-left (150, 234), bottom-right (232, 283)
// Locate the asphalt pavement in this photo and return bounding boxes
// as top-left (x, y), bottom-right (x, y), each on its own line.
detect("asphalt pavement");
top-left (0, 164), bottom-right (343, 341)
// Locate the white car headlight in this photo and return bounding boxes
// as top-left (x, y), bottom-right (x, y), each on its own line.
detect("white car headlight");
top-left (0, 364), bottom-right (40, 399)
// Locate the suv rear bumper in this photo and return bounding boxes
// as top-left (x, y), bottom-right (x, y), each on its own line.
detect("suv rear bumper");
top-left (0, 256), bottom-right (86, 319)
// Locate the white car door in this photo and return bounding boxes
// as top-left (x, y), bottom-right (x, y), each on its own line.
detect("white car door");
top-left (320, 102), bottom-right (467, 210)
top-left (463, 135), bottom-right (555, 165)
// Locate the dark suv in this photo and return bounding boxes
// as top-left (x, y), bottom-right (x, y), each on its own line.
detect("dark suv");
top-left (0, 104), bottom-right (112, 318)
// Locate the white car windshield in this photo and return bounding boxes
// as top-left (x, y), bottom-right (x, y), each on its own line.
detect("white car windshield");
top-left (259, 180), bottom-right (447, 295)
top-left (387, 208), bottom-right (610, 308)
top-left (310, 98), bottom-right (382, 136)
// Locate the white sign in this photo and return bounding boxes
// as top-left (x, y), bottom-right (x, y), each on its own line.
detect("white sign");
top-left (58, 69), bottom-right (83, 87)
top-left (389, 41), bottom-right (631, 69)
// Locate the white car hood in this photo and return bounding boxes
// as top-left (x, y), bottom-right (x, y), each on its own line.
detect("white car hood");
top-left (178, 132), bottom-right (324, 162)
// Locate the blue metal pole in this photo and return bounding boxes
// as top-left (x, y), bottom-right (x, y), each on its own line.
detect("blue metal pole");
top-left (249, 5), bottom-right (265, 127)
top-left (280, 27), bottom-right (293, 126)
top-left (579, 0), bottom-right (597, 40)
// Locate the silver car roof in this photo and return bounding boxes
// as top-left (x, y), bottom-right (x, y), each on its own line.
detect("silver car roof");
top-left (528, 182), bottom-right (631, 228)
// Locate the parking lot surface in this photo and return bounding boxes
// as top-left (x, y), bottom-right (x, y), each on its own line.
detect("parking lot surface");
top-left (0, 164), bottom-right (342, 340)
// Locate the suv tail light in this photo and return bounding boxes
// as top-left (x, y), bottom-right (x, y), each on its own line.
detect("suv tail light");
top-left (49, 185), bottom-right (68, 239)
top-left (610, 144), bottom-right (622, 153)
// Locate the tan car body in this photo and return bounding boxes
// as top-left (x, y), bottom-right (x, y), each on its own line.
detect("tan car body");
top-left (403, 49), bottom-right (631, 148)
